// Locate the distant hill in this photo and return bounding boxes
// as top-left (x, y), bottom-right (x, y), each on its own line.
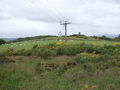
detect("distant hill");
top-left (0, 38), bottom-right (17, 42)
top-left (1, 34), bottom-right (118, 42)
top-left (97, 34), bottom-right (118, 38)
top-left (105, 34), bottom-right (118, 38)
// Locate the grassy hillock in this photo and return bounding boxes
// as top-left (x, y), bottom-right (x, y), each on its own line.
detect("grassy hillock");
top-left (0, 40), bottom-right (120, 90)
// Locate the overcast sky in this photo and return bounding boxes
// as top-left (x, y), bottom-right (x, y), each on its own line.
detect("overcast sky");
top-left (0, 0), bottom-right (120, 38)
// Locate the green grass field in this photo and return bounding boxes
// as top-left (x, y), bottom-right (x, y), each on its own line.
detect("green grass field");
top-left (0, 39), bottom-right (117, 52)
top-left (0, 39), bottom-right (120, 90)
top-left (0, 56), bottom-right (120, 90)
top-left (0, 40), bottom-right (56, 52)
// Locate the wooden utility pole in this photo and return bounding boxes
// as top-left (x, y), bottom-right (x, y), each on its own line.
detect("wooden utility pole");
top-left (60, 21), bottom-right (71, 42)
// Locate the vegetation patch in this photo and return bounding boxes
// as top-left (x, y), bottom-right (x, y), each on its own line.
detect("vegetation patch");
top-left (0, 40), bottom-right (120, 90)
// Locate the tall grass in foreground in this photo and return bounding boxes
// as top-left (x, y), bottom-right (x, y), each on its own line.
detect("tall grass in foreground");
top-left (0, 42), bottom-right (120, 90)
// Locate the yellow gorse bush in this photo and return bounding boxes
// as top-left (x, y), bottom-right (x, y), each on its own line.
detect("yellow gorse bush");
top-left (56, 42), bottom-right (65, 46)
top-left (114, 42), bottom-right (120, 47)
top-left (49, 46), bottom-right (56, 50)
top-left (80, 52), bottom-right (99, 59)
top-left (91, 43), bottom-right (97, 47)
top-left (81, 84), bottom-right (89, 90)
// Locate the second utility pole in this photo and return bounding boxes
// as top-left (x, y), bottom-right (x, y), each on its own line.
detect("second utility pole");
top-left (60, 21), bottom-right (71, 42)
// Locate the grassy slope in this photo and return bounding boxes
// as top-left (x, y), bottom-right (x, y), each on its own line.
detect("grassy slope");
top-left (0, 56), bottom-right (120, 90)
top-left (0, 40), bottom-right (56, 52)
top-left (0, 39), bottom-right (120, 90)
top-left (0, 39), bottom-right (117, 53)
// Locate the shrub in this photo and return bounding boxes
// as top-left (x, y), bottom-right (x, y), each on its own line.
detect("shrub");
top-left (16, 49), bottom-right (26, 56)
top-left (98, 35), bottom-right (112, 40)
top-left (47, 42), bottom-right (66, 56)
top-left (40, 49), bottom-right (55, 58)
top-left (74, 54), bottom-right (86, 64)
top-left (107, 54), bottom-right (120, 68)
top-left (65, 45), bottom-right (80, 56)
top-left (13, 49), bottom-right (33, 56)
top-left (74, 52), bottom-right (108, 64)
top-left (33, 44), bottom-right (39, 49)
top-left (80, 52), bottom-right (100, 59)
top-left (33, 48), bottom-right (56, 58)
top-left (83, 63), bottom-right (98, 72)
top-left (0, 56), bottom-right (9, 64)
top-left (3, 42), bottom-right (118, 58)
top-left (84, 37), bottom-right (88, 39)
top-left (114, 43), bottom-right (120, 48)
top-left (56, 42), bottom-right (65, 46)
top-left (103, 45), bottom-right (116, 50)
top-left (5, 48), bottom-right (16, 56)
top-left (56, 46), bottom-right (66, 55)
top-left (79, 43), bottom-right (96, 53)
top-left (94, 53), bottom-right (120, 71)
top-left (47, 43), bottom-right (56, 48)
top-left (79, 43), bottom-right (110, 55)
top-left (0, 39), bottom-right (6, 45)
top-left (21, 49), bottom-right (33, 56)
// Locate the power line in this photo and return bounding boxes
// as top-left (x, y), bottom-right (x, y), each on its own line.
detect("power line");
top-left (31, 0), bottom-right (62, 22)
top-left (42, 2), bottom-right (60, 21)
top-left (45, 0), bottom-right (67, 20)
top-left (30, 0), bottom-right (70, 22)
top-left (30, 0), bottom-right (72, 39)
top-left (29, 0), bottom-right (59, 22)
top-left (39, 0), bottom-right (63, 22)
top-left (60, 21), bottom-right (71, 42)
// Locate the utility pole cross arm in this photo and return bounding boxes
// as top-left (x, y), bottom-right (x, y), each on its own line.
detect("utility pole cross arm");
top-left (60, 21), bottom-right (71, 42)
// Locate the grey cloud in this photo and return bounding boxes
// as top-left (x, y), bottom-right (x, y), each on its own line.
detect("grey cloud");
top-left (0, 0), bottom-right (59, 22)
top-left (0, 0), bottom-right (120, 38)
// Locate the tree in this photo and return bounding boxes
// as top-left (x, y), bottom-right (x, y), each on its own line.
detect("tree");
top-left (115, 34), bottom-right (120, 41)
top-left (0, 39), bottom-right (6, 45)
top-left (99, 35), bottom-right (111, 40)
top-left (118, 34), bottom-right (120, 39)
